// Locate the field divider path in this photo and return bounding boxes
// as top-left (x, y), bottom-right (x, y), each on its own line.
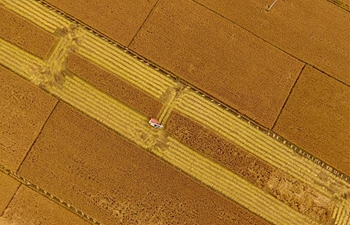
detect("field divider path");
top-left (0, 163), bottom-right (104, 225)
top-left (0, 1), bottom-right (349, 225)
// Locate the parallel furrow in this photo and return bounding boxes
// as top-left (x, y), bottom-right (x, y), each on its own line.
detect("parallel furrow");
top-left (0, 39), bottom-right (44, 80)
top-left (78, 44), bottom-right (163, 99)
top-left (174, 91), bottom-right (349, 195)
top-left (50, 76), bottom-right (157, 151)
top-left (180, 92), bottom-right (348, 190)
top-left (1, 0), bottom-right (69, 33)
top-left (336, 203), bottom-right (350, 225)
top-left (83, 32), bottom-right (176, 89)
top-left (174, 99), bottom-right (318, 185)
top-left (163, 138), bottom-right (318, 225)
top-left (78, 33), bottom-right (175, 98)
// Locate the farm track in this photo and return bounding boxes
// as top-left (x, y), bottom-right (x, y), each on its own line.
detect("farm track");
top-left (0, 0), bottom-right (349, 224)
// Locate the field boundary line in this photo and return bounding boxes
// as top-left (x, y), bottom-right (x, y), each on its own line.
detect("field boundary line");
top-left (0, 164), bottom-right (103, 225)
top-left (14, 0), bottom-right (349, 185)
top-left (174, 90), bottom-right (350, 185)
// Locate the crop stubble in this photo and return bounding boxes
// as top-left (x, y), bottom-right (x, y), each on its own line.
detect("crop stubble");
top-left (0, 6), bottom-right (57, 58)
top-left (166, 112), bottom-right (334, 223)
top-left (18, 102), bottom-right (271, 225)
top-left (0, 0), bottom-right (348, 224)
top-left (67, 53), bottom-right (163, 118)
top-left (129, 0), bottom-right (305, 128)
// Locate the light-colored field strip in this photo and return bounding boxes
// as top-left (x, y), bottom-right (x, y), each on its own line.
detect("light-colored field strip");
top-left (0, 1), bottom-right (349, 224)
top-left (158, 85), bottom-right (184, 122)
top-left (78, 32), bottom-right (177, 99)
top-left (0, 38), bottom-right (45, 81)
top-left (158, 138), bottom-right (318, 225)
top-left (47, 75), bottom-right (320, 225)
top-left (0, 0), bottom-right (174, 106)
top-left (0, 37), bottom-right (326, 224)
top-left (173, 90), bottom-right (350, 199)
top-left (0, 0), bottom-right (70, 33)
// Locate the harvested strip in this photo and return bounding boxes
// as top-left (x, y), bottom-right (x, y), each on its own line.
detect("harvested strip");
top-left (1, 0), bottom-right (70, 33)
top-left (82, 32), bottom-right (176, 89)
top-left (0, 39), bottom-right (45, 81)
top-left (164, 138), bottom-right (317, 225)
top-left (67, 53), bottom-right (163, 117)
top-left (79, 32), bottom-right (175, 98)
top-left (50, 75), bottom-right (159, 151)
top-left (174, 90), bottom-right (350, 196)
top-left (326, 0), bottom-right (349, 10)
top-left (19, 101), bottom-right (272, 225)
top-left (129, 0), bottom-right (305, 127)
top-left (274, 66), bottom-right (350, 176)
top-left (0, 6), bottom-right (57, 58)
top-left (166, 111), bottom-right (334, 223)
